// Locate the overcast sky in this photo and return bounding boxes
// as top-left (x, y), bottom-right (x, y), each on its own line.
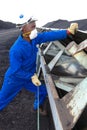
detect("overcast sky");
top-left (0, 0), bottom-right (87, 27)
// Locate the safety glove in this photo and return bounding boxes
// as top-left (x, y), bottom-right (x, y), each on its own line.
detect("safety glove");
top-left (31, 73), bottom-right (41, 86)
top-left (67, 23), bottom-right (78, 35)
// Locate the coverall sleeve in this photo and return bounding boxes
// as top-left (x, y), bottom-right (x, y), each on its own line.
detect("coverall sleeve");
top-left (36, 30), bottom-right (68, 44)
top-left (9, 50), bottom-right (33, 80)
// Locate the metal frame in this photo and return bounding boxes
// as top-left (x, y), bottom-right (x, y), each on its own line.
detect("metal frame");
top-left (36, 30), bottom-right (87, 130)
top-left (37, 46), bottom-right (87, 130)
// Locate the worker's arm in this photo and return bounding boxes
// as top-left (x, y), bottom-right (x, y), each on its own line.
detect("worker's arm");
top-left (35, 30), bottom-right (68, 44)
top-left (35, 23), bottom-right (78, 44)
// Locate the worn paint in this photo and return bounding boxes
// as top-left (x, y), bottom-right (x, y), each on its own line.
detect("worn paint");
top-left (66, 78), bottom-right (87, 124)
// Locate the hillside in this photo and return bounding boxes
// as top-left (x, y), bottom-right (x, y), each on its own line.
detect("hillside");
top-left (0, 20), bottom-right (16, 30)
top-left (0, 18), bottom-right (87, 30)
top-left (43, 19), bottom-right (87, 31)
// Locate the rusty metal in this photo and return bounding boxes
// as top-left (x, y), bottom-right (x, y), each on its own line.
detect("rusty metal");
top-left (66, 39), bottom-right (87, 55)
top-left (48, 50), bottom-right (63, 71)
top-left (66, 41), bottom-right (87, 69)
top-left (62, 77), bottom-right (87, 128)
top-left (54, 77), bottom-right (84, 92)
top-left (43, 41), bottom-right (53, 55)
top-left (38, 46), bottom-right (87, 130)
top-left (38, 47), bottom-right (64, 130)
top-left (36, 29), bottom-right (87, 130)
top-left (37, 47), bottom-right (73, 130)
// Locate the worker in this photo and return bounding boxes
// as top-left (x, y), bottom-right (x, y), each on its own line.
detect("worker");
top-left (0, 16), bottom-right (78, 115)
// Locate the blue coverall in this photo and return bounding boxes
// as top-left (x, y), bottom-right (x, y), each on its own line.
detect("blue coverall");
top-left (0, 30), bottom-right (67, 110)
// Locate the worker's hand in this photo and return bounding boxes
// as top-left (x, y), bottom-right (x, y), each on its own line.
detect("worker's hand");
top-left (68, 23), bottom-right (78, 35)
top-left (31, 73), bottom-right (41, 86)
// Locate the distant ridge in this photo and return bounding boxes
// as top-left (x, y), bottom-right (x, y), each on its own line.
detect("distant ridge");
top-left (43, 19), bottom-right (87, 31)
top-left (0, 20), bottom-right (16, 30)
top-left (0, 19), bottom-right (87, 31)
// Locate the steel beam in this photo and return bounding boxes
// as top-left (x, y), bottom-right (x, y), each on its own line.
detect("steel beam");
top-left (38, 46), bottom-right (87, 130)
top-left (62, 77), bottom-right (87, 128)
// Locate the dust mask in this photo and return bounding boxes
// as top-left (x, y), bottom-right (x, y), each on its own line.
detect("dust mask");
top-left (29, 29), bottom-right (38, 40)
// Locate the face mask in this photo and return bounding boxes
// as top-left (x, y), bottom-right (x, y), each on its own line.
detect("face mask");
top-left (29, 29), bottom-right (38, 40)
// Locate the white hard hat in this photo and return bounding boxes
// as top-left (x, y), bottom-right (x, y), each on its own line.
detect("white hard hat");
top-left (27, 16), bottom-right (37, 23)
top-left (16, 15), bottom-right (37, 29)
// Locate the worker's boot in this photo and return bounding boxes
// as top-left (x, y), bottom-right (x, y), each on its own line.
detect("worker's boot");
top-left (39, 105), bottom-right (47, 116)
top-left (38, 97), bottom-right (48, 116)
top-left (31, 97), bottom-right (48, 116)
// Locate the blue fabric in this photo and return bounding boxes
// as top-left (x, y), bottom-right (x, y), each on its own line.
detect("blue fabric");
top-left (33, 85), bottom-right (47, 110)
top-left (0, 30), bottom-right (67, 110)
top-left (0, 76), bottom-right (47, 110)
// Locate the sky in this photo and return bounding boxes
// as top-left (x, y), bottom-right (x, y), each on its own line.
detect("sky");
top-left (0, 0), bottom-right (87, 27)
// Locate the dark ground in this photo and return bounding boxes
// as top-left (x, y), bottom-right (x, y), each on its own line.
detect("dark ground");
top-left (0, 29), bottom-right (55, 130)
top-left (0, 28), bottom-right (87, 130)
top-left (0, 29), bottom-right (44, 130)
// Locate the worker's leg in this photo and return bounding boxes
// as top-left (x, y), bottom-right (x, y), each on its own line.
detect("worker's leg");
top-left (25, 81), bottom-right (47, 110)
top-left (33, 84), bottom-right (47, 110)
top-left (0, 76), bottom-right (23, 110)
